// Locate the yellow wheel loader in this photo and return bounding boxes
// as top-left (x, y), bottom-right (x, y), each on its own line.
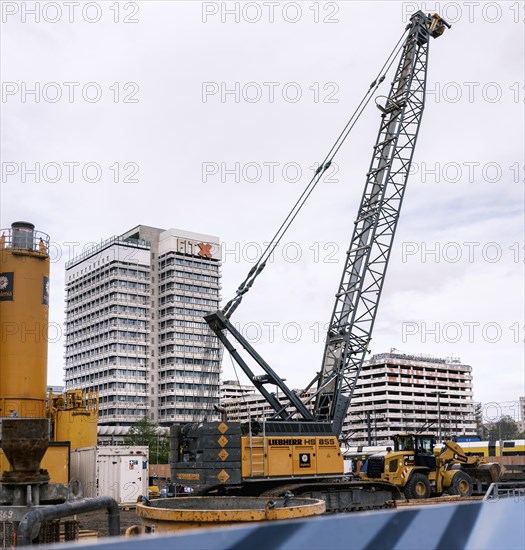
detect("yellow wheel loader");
top-left (361, 434), bottom-right (501, 499)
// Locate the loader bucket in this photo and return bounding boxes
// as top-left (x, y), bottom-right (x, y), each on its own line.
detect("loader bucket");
top-left (465, 462), bottom-right (502, 485)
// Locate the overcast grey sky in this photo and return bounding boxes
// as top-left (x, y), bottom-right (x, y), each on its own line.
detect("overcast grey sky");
top-left (1, 1), bottom-right (524, 420)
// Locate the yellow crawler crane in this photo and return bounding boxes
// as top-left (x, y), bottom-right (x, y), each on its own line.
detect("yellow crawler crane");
top-left (361, 434), bottom-right (501, 499)
top-left (171, 12), bottom-right (452, 513)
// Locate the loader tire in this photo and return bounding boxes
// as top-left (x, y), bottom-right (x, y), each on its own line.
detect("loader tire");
top-left (448, 471), bottom-right (473, 497)
top-left (403, 473), bottom-right (431, 499)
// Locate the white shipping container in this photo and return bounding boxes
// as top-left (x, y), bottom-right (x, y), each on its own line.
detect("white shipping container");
top-left (70, 446), bottom-right (149, 504)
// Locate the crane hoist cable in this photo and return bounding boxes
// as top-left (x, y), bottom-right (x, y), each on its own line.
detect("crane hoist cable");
top-left (222, 27), bottom-right (410, 320)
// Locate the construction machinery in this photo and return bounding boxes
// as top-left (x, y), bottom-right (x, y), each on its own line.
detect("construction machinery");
top-left (0, 222), bottom-right (118, 546)
top-left (362, 434), bottom-right (502, 498)
top-left (171, 11), bottom-right (451, 512)
top-left (0, 222), bottom-right (98, 454)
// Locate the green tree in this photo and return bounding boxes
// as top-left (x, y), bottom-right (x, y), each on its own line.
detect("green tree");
top-left (482, 415), bottom-right (519, 441)
top-left (125, 417), bottom-right (169, 464)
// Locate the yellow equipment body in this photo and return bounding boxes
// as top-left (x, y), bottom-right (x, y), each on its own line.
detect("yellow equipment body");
top-left (135, 496), bottom-right (326, 534)
top-left (50, 389), bottom-right (99, 449)
top-left (172, 422), bottom-right (346, 491)
top-left (0, 223), bottom-right (99, 485)
top-left (0, 223), bottom-right (50, 418)
top-left (361, 434), bottom-right (501, 499)
top-left (240, 435), bottom-right (343, 478)
top-left (40, 443), bottom-right (71, 483)
top-left (0, 442), bottom-right (70, 484)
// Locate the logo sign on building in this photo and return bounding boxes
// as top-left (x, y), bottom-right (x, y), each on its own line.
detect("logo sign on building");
top-left (177, 239), bottom-right (218, 260)
top-left (198, 242), bottom-right (213, 258)
top-left (0, 272), bottom-right (14, 301)
top-left (42, 276), bottom-right (50, 305)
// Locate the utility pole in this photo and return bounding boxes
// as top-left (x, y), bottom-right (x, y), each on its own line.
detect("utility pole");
top-left (438, 392), bottom-right (441, 442)
top-left (366, 410), bottom-right (372, 445)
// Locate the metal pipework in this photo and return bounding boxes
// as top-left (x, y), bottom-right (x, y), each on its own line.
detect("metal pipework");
top-left (17, 496), bottom-right (120, 546)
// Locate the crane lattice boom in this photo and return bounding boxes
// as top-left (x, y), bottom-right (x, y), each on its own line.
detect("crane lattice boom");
top-left (206, 11), bottom-right (449, 435)
top-left (313, 12), bottom-right (449, 433)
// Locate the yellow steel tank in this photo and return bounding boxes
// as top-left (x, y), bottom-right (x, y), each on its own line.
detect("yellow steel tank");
top-left (0, 222), bottom-right (50, 418)
top-left (52, 390), bottom-right (99, 449)
top-left (135, 496), bottom-right (326, 533)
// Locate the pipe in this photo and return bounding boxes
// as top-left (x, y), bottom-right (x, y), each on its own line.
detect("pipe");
top-left (17, 496), bottom-right (120, 546)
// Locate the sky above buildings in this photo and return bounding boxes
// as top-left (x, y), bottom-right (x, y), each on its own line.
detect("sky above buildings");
top-left (1, 2), bottom-right (523, 421)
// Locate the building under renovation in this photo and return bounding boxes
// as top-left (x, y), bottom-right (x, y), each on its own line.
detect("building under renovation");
top-left (221, 352), bottom-right (477, 444)
top-left (344, 352), bottom-right (477, 445)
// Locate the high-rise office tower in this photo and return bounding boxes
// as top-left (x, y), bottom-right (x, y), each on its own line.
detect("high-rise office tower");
top-left (64, 225), bottom-right (222, 441)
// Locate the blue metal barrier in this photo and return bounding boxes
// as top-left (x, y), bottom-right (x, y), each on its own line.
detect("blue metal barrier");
top-left (50, 497), bottom-right (525, 550)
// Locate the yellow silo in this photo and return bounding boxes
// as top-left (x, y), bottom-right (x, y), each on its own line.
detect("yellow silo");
top-left (0, 222), bottom-right (50, 418)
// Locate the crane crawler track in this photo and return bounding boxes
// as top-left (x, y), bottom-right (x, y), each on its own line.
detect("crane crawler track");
top-left (259, 481), bottom-right (401, 514)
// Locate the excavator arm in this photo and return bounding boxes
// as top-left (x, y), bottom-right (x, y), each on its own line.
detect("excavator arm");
top-left (439, 441), bottom-right (482, 467)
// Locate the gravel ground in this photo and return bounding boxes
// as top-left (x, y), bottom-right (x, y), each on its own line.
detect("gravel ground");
top-left (76, 508), bottom-right (141, 538)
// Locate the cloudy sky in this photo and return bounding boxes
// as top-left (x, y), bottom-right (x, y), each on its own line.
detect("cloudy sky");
top-left (1, 1), bottom-right (523, 420)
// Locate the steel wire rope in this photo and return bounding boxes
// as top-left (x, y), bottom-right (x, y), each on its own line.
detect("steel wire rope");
top-left (229, 350), bottom-right (250, 418)
top-left (222, 28), bottom-right (409, 319)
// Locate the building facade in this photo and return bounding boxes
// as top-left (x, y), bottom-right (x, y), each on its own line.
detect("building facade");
top-left (221, 380), bottom-right (283, 420)
top-left (221, 352), bottom-right (477, 445)
top-left (345, 352), bottom-right (477, 445)
top-left (221, 380), bottom-right (258, 401)
top-left (518, 396), bottom-right (525, 432)
top-left (64, 225), bottom-right (222, 439)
